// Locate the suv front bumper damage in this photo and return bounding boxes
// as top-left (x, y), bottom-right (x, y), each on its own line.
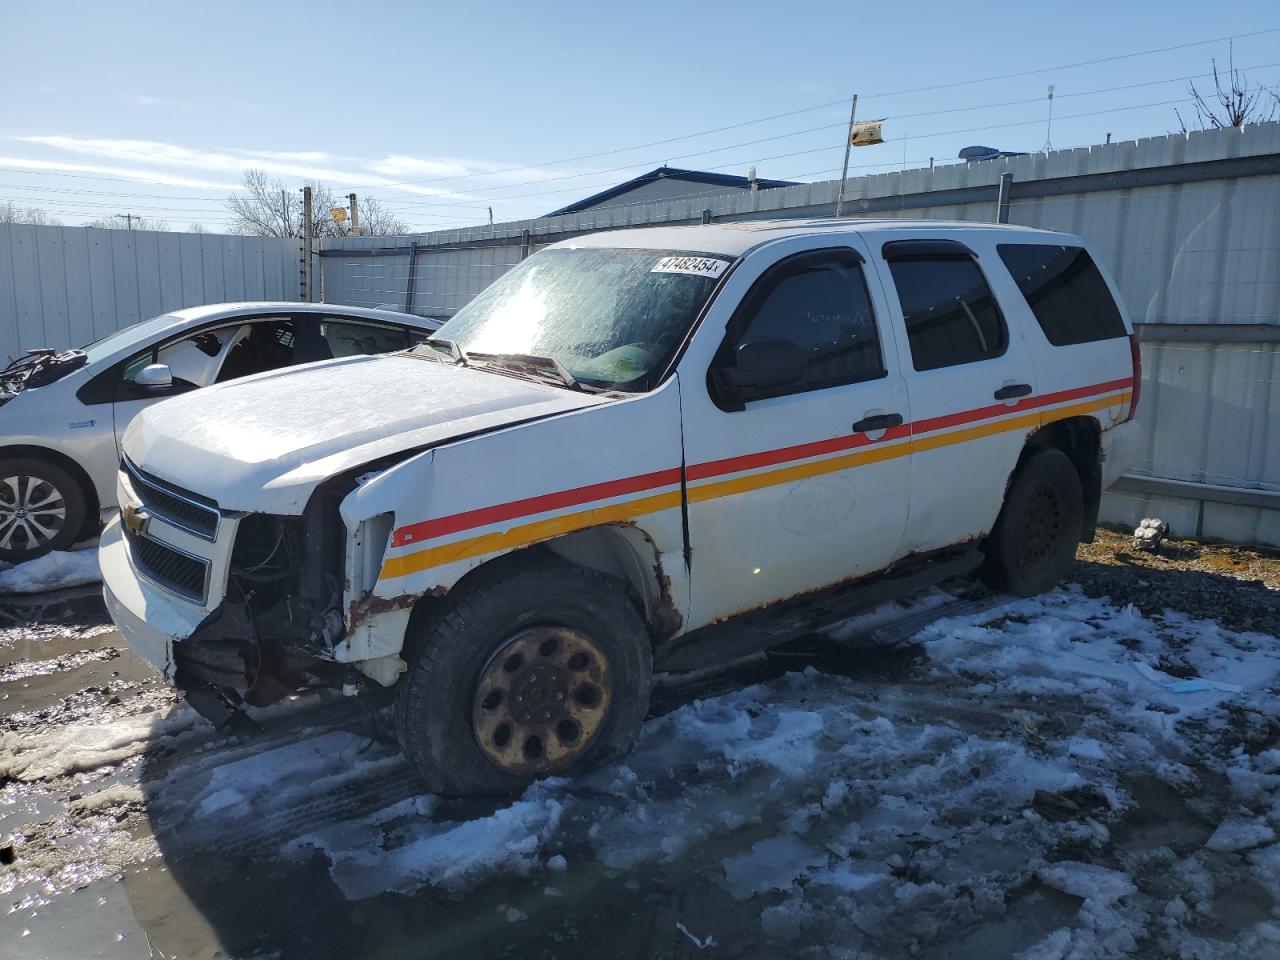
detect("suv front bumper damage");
top-left (100, 515), bottom-right (204, 679)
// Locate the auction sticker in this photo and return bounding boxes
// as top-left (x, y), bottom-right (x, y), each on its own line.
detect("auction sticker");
top-left (651, 255), bottom-right (730, 278)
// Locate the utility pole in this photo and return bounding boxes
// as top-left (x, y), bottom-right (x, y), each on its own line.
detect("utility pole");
top-left (301, 186), bottom-right (314, 303)
top-left (834, 94), bottom-right (858, 217)
top-left (348, 193), bottom-right (360, 236)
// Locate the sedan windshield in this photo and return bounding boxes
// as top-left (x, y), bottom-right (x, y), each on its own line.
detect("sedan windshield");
top-left (83, 314), bottom-right (180, 363)
top-left (430, 247), bottom-right (730, 391)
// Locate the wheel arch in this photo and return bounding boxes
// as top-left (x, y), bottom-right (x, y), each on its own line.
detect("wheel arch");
top-left (0, 443), bottom-right (101, 536)
top-left (399, 522), bottom-right (682, 665)
top-left (1018, 416), bottom-right (1102, 542)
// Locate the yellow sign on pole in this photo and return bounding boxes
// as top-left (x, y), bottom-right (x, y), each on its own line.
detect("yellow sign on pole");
top-left (850, 119), bottom-right (886, 147)
top-left (330, 207), bottom-right (348, 223)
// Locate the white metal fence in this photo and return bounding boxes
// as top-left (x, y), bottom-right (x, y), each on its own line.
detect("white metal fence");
top-left (0, 224), bottom-right (301, 362)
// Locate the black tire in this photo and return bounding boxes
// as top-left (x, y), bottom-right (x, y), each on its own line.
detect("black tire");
top-left (982, 448), bottom-right (1084, 597)
top-left (0, 457), bottom-right (88, 564)
top-left (395, 552), bottom-right (653, 797)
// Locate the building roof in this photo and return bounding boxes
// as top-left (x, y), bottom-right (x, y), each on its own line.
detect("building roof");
top-left (546, 166), bottom-right (800, 217)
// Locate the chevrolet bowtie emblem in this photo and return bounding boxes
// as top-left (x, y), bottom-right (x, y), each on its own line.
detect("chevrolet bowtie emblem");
top-left (122, 503), bottom-right (150, 535)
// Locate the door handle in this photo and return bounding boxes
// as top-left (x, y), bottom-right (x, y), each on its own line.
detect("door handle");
top-left (994, 383), bottom-right (1033, 401)
top-left (852, 412), bottom-right (904, 433)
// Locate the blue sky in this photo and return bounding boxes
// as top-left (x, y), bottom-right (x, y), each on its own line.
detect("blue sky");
top-left (2, 0), bottom-right (1278, 232)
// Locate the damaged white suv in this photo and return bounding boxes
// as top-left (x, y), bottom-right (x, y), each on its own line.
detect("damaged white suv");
top-left (102, 219), bottom-right (1142, 796)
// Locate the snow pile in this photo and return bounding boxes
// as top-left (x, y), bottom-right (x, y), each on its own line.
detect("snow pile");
top-left (0, 547), bottom-right (101, 594)
top-left (293, 788), bottom-right (566, 899)
top-left (0, 708), bottom-right (200, 781)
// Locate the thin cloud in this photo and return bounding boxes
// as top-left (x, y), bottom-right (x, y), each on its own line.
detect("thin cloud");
top-left (9, 134), bottom-right (591, 202)
top-left (0, 155), bottom-right (240, 190)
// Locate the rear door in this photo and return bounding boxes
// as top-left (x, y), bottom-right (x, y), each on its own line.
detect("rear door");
top-left (875, 235), bottom-right (1038, 554)
top-left (679, 237), bottom-right (911, 629)
top-left (992, 241), bottom-right (1135, 423)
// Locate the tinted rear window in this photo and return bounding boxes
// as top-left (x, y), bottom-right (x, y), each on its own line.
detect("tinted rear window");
top-left (997, 244), bottom-right (1126, 346)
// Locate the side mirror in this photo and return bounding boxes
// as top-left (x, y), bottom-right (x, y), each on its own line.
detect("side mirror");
top-left (133, 363), bottom-right (174, 389)
top-left (714, 339), bottom-right (805, 406)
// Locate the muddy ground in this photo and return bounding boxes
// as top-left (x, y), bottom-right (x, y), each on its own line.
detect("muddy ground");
top-left (2, 531), bottom-right (1279, 960)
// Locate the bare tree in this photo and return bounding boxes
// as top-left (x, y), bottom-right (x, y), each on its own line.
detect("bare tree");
top-left (83, 214), bottom-right (170, 231)
top-left (186, 222), bottom-right (208, 234)
top-left (0, 201), bottom-right (61, 226)
top-left (1177, 45), bottom-right (1280, 131)
top-left (226, 168), bottom-right (411, 237)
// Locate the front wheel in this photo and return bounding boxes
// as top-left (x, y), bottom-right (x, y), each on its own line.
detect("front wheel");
top-left (982, 448), bottom-right (1084, 597)
top-left (0, 457), bottom-right (88, 564)
top-left (395, 554), bottom-right (653, 796)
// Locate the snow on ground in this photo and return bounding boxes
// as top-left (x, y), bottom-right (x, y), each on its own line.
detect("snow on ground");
top-left (126, 585), bottom-right (1270, 957)
top-left (0, 707), bottom-right (201, 781)
top-left (0, 546), bottom-right (101, 594)
top-left (7, 584), bottom-right (1280, 957)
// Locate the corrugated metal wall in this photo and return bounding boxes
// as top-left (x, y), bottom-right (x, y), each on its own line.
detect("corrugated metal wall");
top-left (0, 224), bottom-right (301, 362)
top-left (321, 123), bottom-right (1280, 545)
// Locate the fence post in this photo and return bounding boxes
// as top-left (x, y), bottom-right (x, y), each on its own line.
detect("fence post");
top-left (403, 241), bottom-right (420, 315)
top-left (520, 229), bottom-right (531, 261)
top-left (301, 186), bottom-right (314, 302)
top-left (995, 172), bottom-right (1013, 224)
top-left (701, 208), bottom-right (712, 224)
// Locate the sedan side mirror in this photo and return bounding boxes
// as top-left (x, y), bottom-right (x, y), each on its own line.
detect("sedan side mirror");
top-left (713, 339), bottom-right (805, 407)
top-left (133, 363), bottom-right (174, 389)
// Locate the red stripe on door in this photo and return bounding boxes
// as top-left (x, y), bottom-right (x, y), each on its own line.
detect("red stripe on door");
top-left (911, 377), bottom-right (1133, 436)
top-left (390, 467), bottom-right (683, 547)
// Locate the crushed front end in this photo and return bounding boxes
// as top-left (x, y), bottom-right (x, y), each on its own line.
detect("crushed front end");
top-left (102, 458), bottom-right (388, 727)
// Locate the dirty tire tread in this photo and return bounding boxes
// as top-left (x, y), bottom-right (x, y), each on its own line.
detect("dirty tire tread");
top-left (982, 448), bottom-right (1084, 598)
top-left (394, 553), bottom-right (652, 797)
top-left (0, 456), bottom-right (89, 563)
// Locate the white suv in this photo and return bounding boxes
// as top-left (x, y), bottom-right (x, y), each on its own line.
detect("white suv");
top-left (101, 220), bottom-right (1142, 796)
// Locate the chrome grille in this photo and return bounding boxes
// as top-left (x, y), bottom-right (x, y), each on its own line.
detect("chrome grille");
top-left (122, 458), bottom-right (219, 541)
top-left (124, 527), bottom-right (210, 603)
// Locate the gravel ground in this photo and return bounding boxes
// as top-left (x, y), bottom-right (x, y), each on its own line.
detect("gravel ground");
top-left (1074, 527), bottom-right (1280, 635)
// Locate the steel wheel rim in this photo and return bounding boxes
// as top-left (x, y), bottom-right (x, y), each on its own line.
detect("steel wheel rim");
top-left (472, 626), bottom-right (613, 776)
top-left (0, 474), bottom-right (67, 552)
top-left (1023, 484), bottom-right (1064, 563)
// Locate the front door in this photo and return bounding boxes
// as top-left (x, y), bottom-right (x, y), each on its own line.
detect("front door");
top-left (679, 240), bottom-right (911, 630)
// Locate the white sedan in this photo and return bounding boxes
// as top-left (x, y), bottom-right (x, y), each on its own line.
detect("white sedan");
top-left (0, 302), bottom-right (440, 563)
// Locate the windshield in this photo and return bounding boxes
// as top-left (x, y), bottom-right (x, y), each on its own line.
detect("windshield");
top-left (431, 247), bottom-right (730, 391)
top-left (83, 314), bottom-right (180, 363)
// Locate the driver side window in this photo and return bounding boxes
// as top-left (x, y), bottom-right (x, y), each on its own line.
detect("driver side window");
top-left (122, 327), bottom-right (240, 392)
top-left (718, 249), bottom-right (886, 400)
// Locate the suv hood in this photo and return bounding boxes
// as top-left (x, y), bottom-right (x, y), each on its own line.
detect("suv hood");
top-left (122, 353), bottom-right (608, 513)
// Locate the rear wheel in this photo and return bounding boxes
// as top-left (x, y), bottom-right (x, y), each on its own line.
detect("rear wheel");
top-left (982, 448), bottom-right (1083, 597)
top-left (395, 554), bottom-right (652, 796)
top-left (0, 457), bottom-right (87, 564)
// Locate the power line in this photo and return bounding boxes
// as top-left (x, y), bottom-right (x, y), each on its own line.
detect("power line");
top-left (368, 64), bottom-right (1278, 208)
top-left (347, 25), bottom-right (1280, 189)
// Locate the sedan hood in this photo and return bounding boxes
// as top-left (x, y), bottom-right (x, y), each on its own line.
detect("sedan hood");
top-left (122, 354), bottom-right (607, 513)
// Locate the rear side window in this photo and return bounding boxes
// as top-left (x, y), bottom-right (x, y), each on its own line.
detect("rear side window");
top-left (726, 250), bottom-right (885, 396)
top-left (997, 244), bottom-right (1126, 346)
top-left (885, 254), bottom-right (1007, 371)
